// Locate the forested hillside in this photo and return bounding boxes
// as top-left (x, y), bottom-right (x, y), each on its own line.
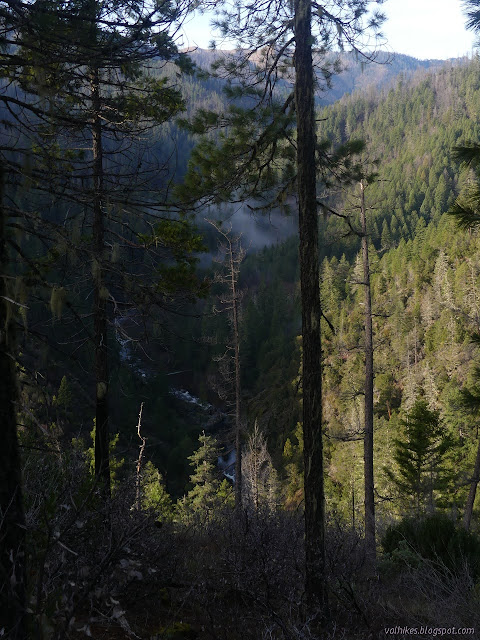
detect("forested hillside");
top-left (4, 0), bottom-right (480, 635)
top-left (151, 48), bottom-right (454, 180)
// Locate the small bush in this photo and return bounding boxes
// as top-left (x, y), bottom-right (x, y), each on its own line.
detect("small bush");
top-left (382, 513), bottom-right (480, 577)
top-left (158, 621), bottom-right (196, 639)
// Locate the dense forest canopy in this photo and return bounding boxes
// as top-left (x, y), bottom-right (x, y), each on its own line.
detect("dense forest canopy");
top-left (3, 0), bottom-right (480, 636)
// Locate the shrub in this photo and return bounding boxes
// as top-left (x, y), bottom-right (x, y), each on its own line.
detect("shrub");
top-left (382, 513), bottom-right (480, 577)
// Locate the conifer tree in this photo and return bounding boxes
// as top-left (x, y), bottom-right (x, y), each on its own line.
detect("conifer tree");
top-left (294, 0), bottom-right (328, 614)
top-left (140, 461), bottom-right (173, 519)
top-left (449, 1), bottom-right (480, 231)
top-left (456, 341), bottom-right (480, 530)
top-left (0, 167), bottom-right (26, 639)
top-left (21, 0), bottom-right (187, 490)
top-left (179, 432), bottom-right (233, 519)
top-left (387, 400), bottom-right (453, 513)
top-left (179, 0), bottom-right (385, 618)
top-left (447, 0), bottom-right (480, 529)
top-left (360, 179), bottom-right (376, 564)
top-left (1, 0), bottom-right (206, 493)
top-left (334, 176), bottom-right (377, 564)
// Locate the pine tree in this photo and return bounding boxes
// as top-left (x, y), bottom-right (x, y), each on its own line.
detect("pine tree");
top-left (293, 0), bottom-right (330, 613)
top-left (4, 0), bottom-right (206, 493)
top-left (179, 0), bottom-right (384, 618)
top-left (0, 166), bottom-right (26, 638)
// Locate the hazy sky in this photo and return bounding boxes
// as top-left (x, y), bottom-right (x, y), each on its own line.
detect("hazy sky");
top-left (179, 0), bottom-right (477, 61)
top-left (382, 0), bottom-right (475, 59)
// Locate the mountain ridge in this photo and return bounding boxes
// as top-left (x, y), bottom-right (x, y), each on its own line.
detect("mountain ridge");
top-left (183, 46), bottom-right (471, 104)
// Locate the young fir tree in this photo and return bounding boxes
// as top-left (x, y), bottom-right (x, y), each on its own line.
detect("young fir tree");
top-left (140, 461), bottom-right (173, 520)
top-left (178, 432), bottom-right (233, 520)
top-left (386, 400), bottom-right (454, 514)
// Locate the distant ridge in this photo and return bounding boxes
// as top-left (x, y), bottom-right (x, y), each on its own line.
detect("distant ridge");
top-left (183, 47), bottom-right (471, 105)
top-left (322, 51), bottom-right (469, 105)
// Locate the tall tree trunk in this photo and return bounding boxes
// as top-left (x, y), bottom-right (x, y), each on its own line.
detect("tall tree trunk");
top-left (91, 67), bottom-right (110, 494)
top-left (232, 246), bottom-right (242, 510)
top-left (207, 221), bottom-right (243, 509)
top-left (360, 180), bottom-right (376, 566)
top-left (463, 434), bottom-right (480, 529)
top-left (294, 0), bottom-right (328, 619)
top-left (0, 169), bottom-right (26, 638)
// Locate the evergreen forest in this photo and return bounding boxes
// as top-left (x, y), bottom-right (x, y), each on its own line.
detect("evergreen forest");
top-left (3, 1), bottom-right (480, 639)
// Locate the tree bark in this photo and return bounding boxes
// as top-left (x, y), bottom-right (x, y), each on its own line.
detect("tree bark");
top-left (0, 170), bottom-right (26, 638)
top-left (232, 244), bottom-right (242, 510)
top-left (360, 180), bottom-right (376, 566)
top-left (294, 0), bottom-right (328, 619)
top-left (207, 221), bottom-right (243, 509)
top-left (463, 433), bottom-right (480, 529)
top-left (91, 67), bottom-right (110, 494)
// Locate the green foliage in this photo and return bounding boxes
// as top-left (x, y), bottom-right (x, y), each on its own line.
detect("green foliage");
top-left (72, 422), bottom-right (124, 489)
top-left (141, 460), bottom-right (173, 520)
top-left (282, 423), bottom-right (304, 509)
top-left (464, 0), bottom-right (480, 33)
top-left (158, 621), bottom-right (196, 639)
top-left (177, 99), bottom-right (297, 209)
top-left (128, 216), bottom-right (209, 303)
top-left (169, 56), bottom-right (480, 516)
top-left (458, 362), bottom-right (480, 416)
top-left (15, 15), bottom-right (480, 554)
top-left (176, 432), bottom-right (233, 521)
top-left (382, 513), bottom-right (480, 578)
top-left (449, 177), bottom-right (480, 230)
top-left (320, 58), bottom-right (480, 250)
top-left (117, 76), bottom-right (185, 123)
top-left (385, 400), bottom-right (455, 513)
top-left (49, 286), bottom-right (66, 320)
top-left (54, 375), bottom-right (72, 411)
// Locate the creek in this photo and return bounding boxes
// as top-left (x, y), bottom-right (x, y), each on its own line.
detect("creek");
top-left (114, 314), bottom-right (236, 481)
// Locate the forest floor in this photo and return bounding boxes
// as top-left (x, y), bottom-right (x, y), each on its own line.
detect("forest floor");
top-left (50, 513), bottom-right (480, 640)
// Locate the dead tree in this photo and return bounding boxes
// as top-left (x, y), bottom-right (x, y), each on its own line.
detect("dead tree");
top-left (207, 220), bottom-right (246, 510)
top-left (243, 420), bottom-right (278, 510)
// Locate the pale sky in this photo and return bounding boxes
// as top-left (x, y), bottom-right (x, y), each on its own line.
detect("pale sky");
top-left (382, 0), bottom-right (475, 60)
top-left (179, 0), bottom-right (477, 61)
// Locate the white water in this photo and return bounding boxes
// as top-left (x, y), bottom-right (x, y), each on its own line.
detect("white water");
top-left (114, 313), bottom-right (148, 378)
top-left (168, 388), bottom-right (212, 410)
top-left (218, 448), bottom-right (236, 482)
top-left (114, 315), bottom-right (235, 481)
